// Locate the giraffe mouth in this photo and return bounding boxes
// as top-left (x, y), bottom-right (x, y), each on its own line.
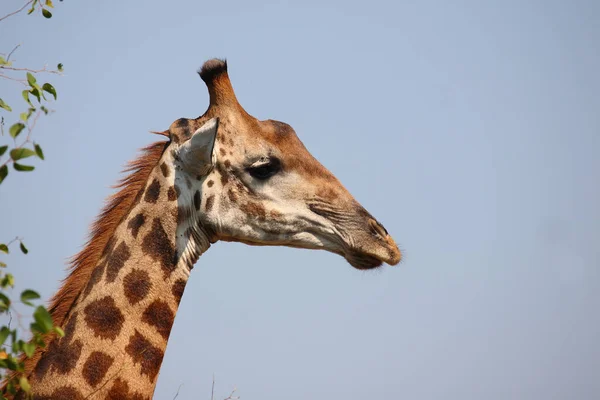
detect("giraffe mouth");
top-left (345, 251), bottom-right (384, 270)
top-left (308, 203), bottom-right (401, 269)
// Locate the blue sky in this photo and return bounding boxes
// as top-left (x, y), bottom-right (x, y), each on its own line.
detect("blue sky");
top-left (1, 0), bottom-right (599, 399)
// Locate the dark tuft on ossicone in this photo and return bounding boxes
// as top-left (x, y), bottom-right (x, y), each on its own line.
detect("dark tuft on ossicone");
top-left (198, 59), bottom-right (228, 83)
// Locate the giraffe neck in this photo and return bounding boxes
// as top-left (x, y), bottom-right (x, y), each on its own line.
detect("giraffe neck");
top-left (28, 151), bottom-right (211, 399)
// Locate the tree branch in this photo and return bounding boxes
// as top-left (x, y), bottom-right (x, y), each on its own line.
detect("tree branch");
top-left (0, 65), bottom-right (62, 76)
top-left (6, 44), bottom-right (21, 62)
top-left (0, 73), bottom-right (27, 85)
top-left (0, 110), bottom-right (43, 169)
top-left (0, 1), bottom-right (34, 23)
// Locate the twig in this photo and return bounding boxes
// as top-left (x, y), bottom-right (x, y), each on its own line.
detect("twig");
top-left (4, 306), bottom-right (27, 334)
top-left (172, 383), bottom-right (183, 400)
top-left (6, 44), bottom-right (21, 63)
top-left (211, 376), bottom-right (240, 400)
top-left (5, 237), bottom-right (21, 247)
top-left (0, 65), bottom-right (62, 76)
top-left (0, 73), bottom-right (27, 85)
top-left (0, 1), bottom-right (34, 23)
top-left (223, 387), bottom-right (239, 400)
top-left (26, 109), bottom-right (42, 140)
top-left (211, 374), bottom-right (215, 400)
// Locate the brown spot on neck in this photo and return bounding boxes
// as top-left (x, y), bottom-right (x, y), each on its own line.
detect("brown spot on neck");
top-left (123, 269), bottom-right (152, 305)
top-left (144, 179), bottom-right (161, 203)
top-left (82, 263), bottom-right (105, 299)
top-left (128, 213), bottom-right (146, 238)
top-left (141, 300), bottom-right (175, 341)
top-left (167, 186), bottom-right (177, 201)
top-left (125, 330), bottom-right (164, 382)
top-left (83, 296), bottom-right (125, 340)
top-left (34, 386), bottom-right (84, 400)
top-left (171, 279), bottom-right (186, 304)
top-left (160, 162), bottom-right (170, 178)
top-left (142, 218), bottom-right (177, 277)
top-left (82, 351), bottom-right (114, 388)
top-left (34, 312), bottom-right (82, 379)
top-left (105, 242), bottom-right (131, 283)
top-left (107, 378), bottom-right (149, 400)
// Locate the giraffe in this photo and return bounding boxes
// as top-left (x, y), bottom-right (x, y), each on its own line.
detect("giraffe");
top-left (4, 59), bottom-right (401, 399)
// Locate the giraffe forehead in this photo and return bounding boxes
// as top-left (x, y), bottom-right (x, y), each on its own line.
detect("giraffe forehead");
top-left (217, 119), bottom-right (311, 161)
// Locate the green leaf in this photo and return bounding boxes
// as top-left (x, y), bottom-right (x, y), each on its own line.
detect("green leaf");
top-left (0, 244), bottom-right (8, 254)
top-left (28, 0), bottom-right (37, 14)
top-left (45, 0), bottom-right (54, 8)
top-left (30, 88), bottom-right (41, 102)
top-left (4, 355), bottom-right (18, 371)
top-left (12, 339), bottom-right (23, 353)
top-left (0, 261), bottom-right (7, 267)
top-left (21, 290), bottom-right (40, 306)
top-left (26, 73), bottom-right (37, 87)
top-left (9, 122), bottom-right (25, 138)
top-left (19, 376), bottom-right (31, 393)
top-left (0, 293), bottom-right (11, 311)
top-left (13, 163), bottom-right (35, 172)
top-left (0, 56), bottom-right (7, 65)
top-left (0, 146), bottom-right (7, 157)
top-left (54, 326), bottom-right (65, 337)
top-left (20, 242), bottom-right (28, 254)
top-left (22, 90), bottom-right (32, 106)
top-left (40, 105), bottom-right (48, 114)
top-left (33, 306), bottom-right (53, 333)
top-left (0, 327), bottom-right (10, 346)
top-left (10, 148), bottom-right (36, 161)
top-left (22, 342), bottom-right (36, 358)
top-left (34, 143), bottom-right (45, 160)
top-left (57, 63), bottom-right (63, 72)
top-left (42, 8), bottom-right (52, 18)
top-left (21, 108), bottom-right (35, 121)
top-left (30, 322), bottom-right (43, 334)
top-left (0, 165), bottom-right (7, 184)
top-left (42, 83), bottom-right (57, 100)
top-left (0, 99), bottom-right (11, 112)
top-left (1, 273), bottom-right (14, 288)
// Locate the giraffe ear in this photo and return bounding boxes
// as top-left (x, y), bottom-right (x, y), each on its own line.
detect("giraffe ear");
top-left (179, 118), bottom-right (219, 176)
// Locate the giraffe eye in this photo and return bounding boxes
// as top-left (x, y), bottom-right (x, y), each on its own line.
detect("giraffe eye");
top-left (247, 157), bottom-right (281, 180)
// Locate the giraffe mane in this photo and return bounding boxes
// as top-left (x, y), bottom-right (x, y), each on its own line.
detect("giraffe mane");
top-left (18, 140), bottom-right (169, 380)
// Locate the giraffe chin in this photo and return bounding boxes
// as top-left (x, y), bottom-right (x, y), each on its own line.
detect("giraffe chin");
top-left (345, 252), bottom-right (384, 270)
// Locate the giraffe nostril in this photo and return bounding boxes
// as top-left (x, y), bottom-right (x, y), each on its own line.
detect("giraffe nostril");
top-left (368, 218), bottom-right (388, 238)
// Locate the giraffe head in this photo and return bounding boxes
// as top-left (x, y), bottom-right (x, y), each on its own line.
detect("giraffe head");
top-left (168, 59), bottom-right (401, 269)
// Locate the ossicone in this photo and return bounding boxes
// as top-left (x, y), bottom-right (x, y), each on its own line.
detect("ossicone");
top-left (197, 58), bottom-right (241, 109)
top-left (198, 59), bottom-right (228, 83)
